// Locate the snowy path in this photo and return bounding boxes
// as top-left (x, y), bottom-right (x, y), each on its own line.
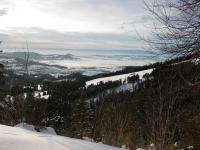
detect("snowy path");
top-left (0, 124), bottom-right (122, 150)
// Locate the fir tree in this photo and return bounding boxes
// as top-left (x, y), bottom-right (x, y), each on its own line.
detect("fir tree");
top-left (71, 92), bottom-right (92, 138)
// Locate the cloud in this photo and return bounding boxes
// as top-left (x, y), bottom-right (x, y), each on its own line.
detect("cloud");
top-left (0, 0), bottom-right (148, 33)
top-left (0, 27), bottom-right (145, 50)
top-left (0, 0), bottom-right (151, 50)
top-left (0, 9), bottom-right (7, 16)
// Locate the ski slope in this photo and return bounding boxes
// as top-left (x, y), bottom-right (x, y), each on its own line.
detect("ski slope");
top-left (0, 124), bottom-right (123, 150)
top-left (86, 69), bottom-right (153, 86)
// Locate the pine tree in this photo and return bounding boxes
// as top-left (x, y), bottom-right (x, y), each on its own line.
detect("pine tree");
top-left (24, 92), bottom-right (37, 125)
top-left (71, 92), bottom-right (92, 138)
top-left (85, 99), bottom-right (95, 138)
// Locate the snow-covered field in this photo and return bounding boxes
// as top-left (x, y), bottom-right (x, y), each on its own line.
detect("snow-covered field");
top-left (86, 69), bottom-right (153, 86)
top-left (0, 124), bottom-right (123, 150)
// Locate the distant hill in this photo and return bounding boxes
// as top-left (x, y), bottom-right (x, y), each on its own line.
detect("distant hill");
top-left (0, 52), bottom-right (78, 60)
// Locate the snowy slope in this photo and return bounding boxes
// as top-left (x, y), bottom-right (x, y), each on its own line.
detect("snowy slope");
top-left (15, 123), bottom-right (57, 135)
top-left (0, 124), bottom-right (123, 150)
top-left (86, 69), bottom-right (153, 86)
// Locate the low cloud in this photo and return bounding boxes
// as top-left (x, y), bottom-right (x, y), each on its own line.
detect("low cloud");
top-left (0, 9), bottom-right (7, 16)
top-left (0, 27), bottom-right (144, 50)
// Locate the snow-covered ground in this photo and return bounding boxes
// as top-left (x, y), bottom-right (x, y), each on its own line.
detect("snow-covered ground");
top-left (0, 124), bottom-right (123, 150)
top-left (15, 123), bottom-right (57, 135)
top-left (86, 69), bottom-right (153, 86)
top-left (34, 91), bottom-right (50, 99)
top-left (114, 83), bottom-right (136, 93)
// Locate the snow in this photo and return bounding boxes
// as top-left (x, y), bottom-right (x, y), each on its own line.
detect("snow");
top-left (102, 83), bottom-right (136, 96)
top-left (187, 146), bottom-right (194, 149)
top-left (24, 93), bottom-right (27, 99)
top-left (15, 123), bottom-right (56, 135)
top-left (5, 95), bottom-right (14, 103)
top-left (0, 124), bottom-right (124, 150)
top-left (115, 83), bottom-right (136, 93)
top-left (34, 91), bottom-right (50, 99)
top-left (39, 127), bottom-right (57, 135)
top-left (24, 92), bottom-right (50, 100)
top-left (15, 123), bottom-right (36, 132)
top-left (86, 69), bottom-right (153, 86)
top-left (37, 84), bottom-right (42, 91)
top-left (172, 58), bottom-right (200, 66)
top-left (191, 58), bottom-right (200, 65)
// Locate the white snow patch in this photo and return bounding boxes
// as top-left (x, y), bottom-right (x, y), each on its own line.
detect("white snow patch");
top-left (0, 124), bottom-right (122, 150)
top-left (37, 84), bottom-right (42, 91)
top-left (34, 91), bottom-right (50, 99)
top-left (187, 146), bottom-right (194, 149)
top-left (38, 127), bottom-right (57, 135)
top-left (115, 83), bottom-right (136, 93)
top-left (15, 123), bottom-right (36, 132)
top-left (15, 123), bottom-right (56, 135)
top-left (5, 95), bottom-right (14, 104)
top-left (191, 58), bottom-right (200, 65)
top-left (86, 69), bottom-right (153, 87)
top-left (24, 93), bottom-right (27, 99)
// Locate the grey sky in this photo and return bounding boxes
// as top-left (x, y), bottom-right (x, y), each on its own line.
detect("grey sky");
top-left (0, 0), bottom-right (153, 50)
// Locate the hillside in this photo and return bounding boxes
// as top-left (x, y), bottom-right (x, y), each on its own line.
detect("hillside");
top-left (86, 69), bottom-right (153, 86)
top-left (0, 124), bottom-right (122, 150)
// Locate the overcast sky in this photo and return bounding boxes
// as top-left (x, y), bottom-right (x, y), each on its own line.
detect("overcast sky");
top-left (0, 0), bottom-right (153, 50)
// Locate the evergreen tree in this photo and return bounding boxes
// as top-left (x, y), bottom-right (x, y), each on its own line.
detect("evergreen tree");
top-left (71, 92), bottom-right (92, 138)
top-left (24, 92), bottom-right (35, 124)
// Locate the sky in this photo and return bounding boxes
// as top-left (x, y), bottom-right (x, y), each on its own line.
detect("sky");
top-left (0, 0), bottom-right (153, 50)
